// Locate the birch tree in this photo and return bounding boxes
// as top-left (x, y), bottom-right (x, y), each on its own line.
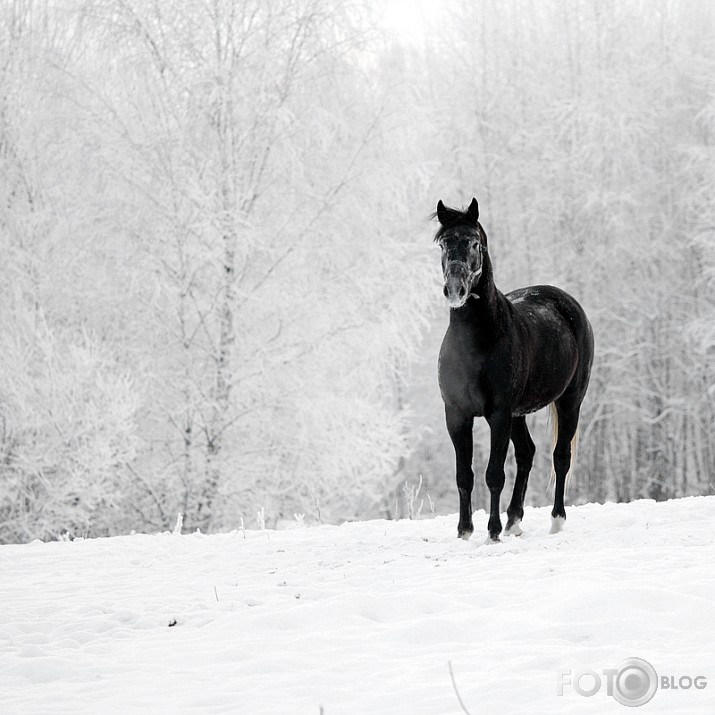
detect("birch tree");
top-left (78, 0), bottom-right (431, 530)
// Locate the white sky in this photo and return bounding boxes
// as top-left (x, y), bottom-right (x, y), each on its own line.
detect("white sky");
top-left (382, 0), bottom-right (441, 43)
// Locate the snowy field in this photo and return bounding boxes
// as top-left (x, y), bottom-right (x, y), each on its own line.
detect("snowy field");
top-left (1, 497), bottom-right (714, 714)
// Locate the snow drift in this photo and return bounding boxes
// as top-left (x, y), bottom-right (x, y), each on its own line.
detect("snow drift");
top-left (1, 497), bottom-right (714, 714)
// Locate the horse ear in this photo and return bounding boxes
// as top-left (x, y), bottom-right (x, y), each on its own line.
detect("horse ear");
top-left (436, 200), bottom-right (448, 225)
top-left (466, 197), bottom-right (479, 223)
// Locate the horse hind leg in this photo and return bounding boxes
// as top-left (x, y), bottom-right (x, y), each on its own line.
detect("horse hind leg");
top-left (505, 416), bottom-right (535, 536)
top-left (549, 401), bottom-right (581, 534)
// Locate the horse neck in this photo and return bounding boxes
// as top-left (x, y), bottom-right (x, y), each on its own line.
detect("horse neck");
top-left (449, 253), bottom-right (505, 332)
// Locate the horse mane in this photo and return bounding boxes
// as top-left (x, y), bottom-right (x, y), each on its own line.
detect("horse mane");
top-left (431, 203), bottom-right (487, 245)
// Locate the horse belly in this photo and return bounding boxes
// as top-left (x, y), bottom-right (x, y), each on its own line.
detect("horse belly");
top-left (513, 319), bottom-right (578, 415)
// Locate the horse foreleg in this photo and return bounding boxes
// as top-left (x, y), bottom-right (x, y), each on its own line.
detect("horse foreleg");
top-left (485, 410), bottom-right (512, 542)
top-left (445, 406), bottom-right (474, 540)
top-left (505, 416), bottom-right (535, 536)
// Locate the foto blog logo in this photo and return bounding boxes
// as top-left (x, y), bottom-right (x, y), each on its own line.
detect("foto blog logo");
top-left (557, 657), bottom-right (708, 707)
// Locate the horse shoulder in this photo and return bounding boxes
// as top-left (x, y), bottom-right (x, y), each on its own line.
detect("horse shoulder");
top-left (438, 324), bottom-right (491, 416)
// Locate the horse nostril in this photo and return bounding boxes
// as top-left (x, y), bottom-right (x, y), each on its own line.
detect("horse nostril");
top-left (443, 285), bottom-right (449, 298)
top-left (458, 286), bottom-right (466, 299)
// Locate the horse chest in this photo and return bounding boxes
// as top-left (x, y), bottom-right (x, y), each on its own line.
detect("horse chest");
top-left (438, 331), bottom-right (498, 416)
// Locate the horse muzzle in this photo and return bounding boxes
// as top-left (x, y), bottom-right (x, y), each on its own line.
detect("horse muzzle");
top-left (443, 265), bottom-right (481, 308)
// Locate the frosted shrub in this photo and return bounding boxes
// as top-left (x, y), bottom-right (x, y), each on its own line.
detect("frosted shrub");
top-left (0, 318), bottom-right (140, 542)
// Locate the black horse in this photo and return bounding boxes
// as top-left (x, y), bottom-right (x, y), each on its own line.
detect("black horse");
top-left (434, 198), bottom-right (594, 542)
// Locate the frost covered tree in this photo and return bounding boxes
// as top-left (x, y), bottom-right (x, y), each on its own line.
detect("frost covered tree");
top-left (0, 0), bottom-right (433, 541)
top-left (43, 0), bottom-right (431, 533)
top-left (1, 0), bottom-right (712, 543)
top-left (399, 0), bottom-right (715, 508)
top-left (0, 1), bottom-right (141, 541)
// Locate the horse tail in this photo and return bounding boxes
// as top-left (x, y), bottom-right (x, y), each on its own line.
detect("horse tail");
top-left (547, 403), bottom-right (579, 493)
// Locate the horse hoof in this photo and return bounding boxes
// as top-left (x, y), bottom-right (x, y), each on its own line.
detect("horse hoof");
top-left (457, 528), bottom-right (473, 541)
top-left (484, 535), bottom-right (501, 545)
top-left (549, 516), bottom-right (565, 534)
top-left (504, 520), bottom-right (523, 536)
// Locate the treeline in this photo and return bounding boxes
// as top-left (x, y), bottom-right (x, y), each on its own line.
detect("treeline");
top-left (0, 0), bottom-right (713, 542)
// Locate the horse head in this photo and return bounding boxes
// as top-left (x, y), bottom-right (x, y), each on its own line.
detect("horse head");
top-left (434, 198), bottom-right (487, 308)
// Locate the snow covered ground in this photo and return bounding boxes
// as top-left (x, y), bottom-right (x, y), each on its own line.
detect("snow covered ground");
top-left (1, 497), bottom-right (714, 714)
